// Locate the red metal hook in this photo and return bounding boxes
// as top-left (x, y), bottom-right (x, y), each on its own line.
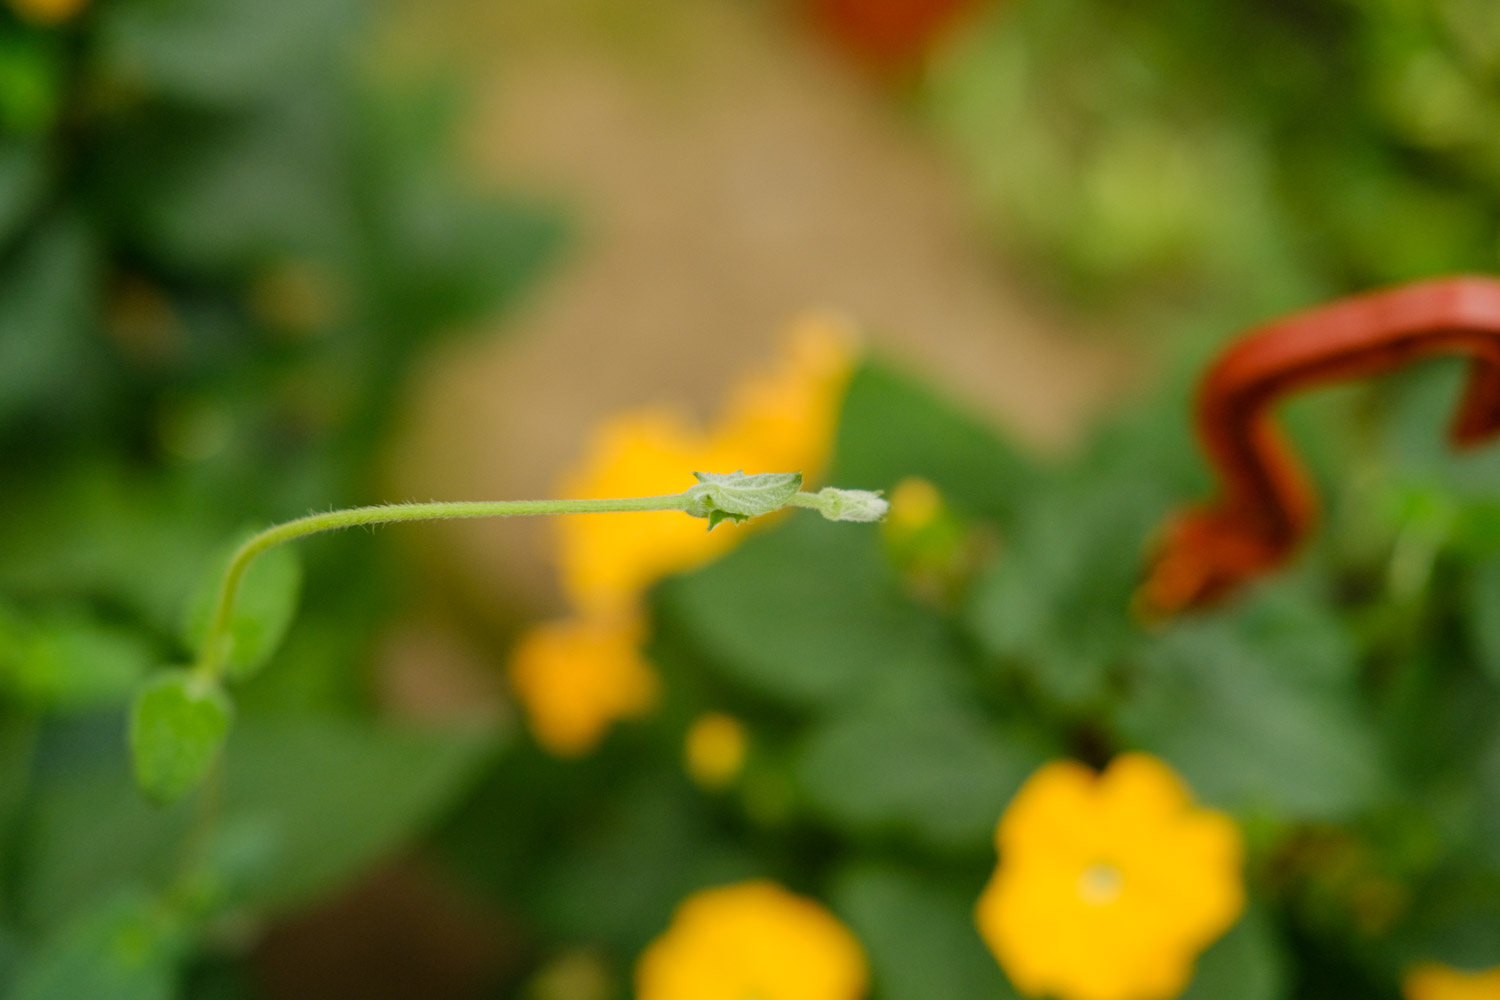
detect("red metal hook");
top-left (1140, 276), bottom-right (1500, 617)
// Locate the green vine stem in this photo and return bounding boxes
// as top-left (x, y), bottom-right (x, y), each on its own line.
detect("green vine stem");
top-left (191, 474), bottom-right (887, 684)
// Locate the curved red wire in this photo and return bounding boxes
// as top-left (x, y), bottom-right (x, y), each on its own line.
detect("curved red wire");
top-left (1140, 276), bottom-right (1500, 617)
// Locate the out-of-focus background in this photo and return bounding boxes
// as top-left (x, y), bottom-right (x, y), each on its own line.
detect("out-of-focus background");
top-left (4, 0), bottom-right (1500, 998)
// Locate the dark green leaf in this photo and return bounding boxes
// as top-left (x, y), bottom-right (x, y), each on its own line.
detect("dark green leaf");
top-left (98, 98), bottom-right (352, 272)
top-left (183, 539), bottom-right (302, 681)
top-left (1178, 907), bottom-right (1286, 1000)
top-left (656, 517), bottom-right (952, 708)
top-left (965, 478), bottom-right (1165, 713)
top-left (798, 679), bottom-right (1051, 852)
top-left (128, 672), bottom-right (233, 805)
top-left (831, 362), bottom-right (1039, 524)
top-left (525, 771), bottom-right (758, 954)
top-left (831, 863), bottom-right (1021, 1000)
top-left (1117, 621), bottom-right (1383, 822)
top-left (1393, 870), bottom-right (1500, 972)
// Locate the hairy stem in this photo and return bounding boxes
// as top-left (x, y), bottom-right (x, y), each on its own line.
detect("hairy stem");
top-left (193, 494), bottom-right (689, 682)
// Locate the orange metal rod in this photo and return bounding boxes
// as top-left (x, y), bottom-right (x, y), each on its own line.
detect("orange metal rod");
top-left (1141, 276), bottom-right (1500, 617)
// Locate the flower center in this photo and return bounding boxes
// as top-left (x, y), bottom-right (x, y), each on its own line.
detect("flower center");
top-left (1077, 862), bottom-right (1124, 906)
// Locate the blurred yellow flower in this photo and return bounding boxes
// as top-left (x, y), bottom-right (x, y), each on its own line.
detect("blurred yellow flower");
top-left (684, 712), bottom-right (749, 789)
top-left (507, 613), bottom-right (658, 757)
top-left (6, 0), bottom-right (88, 25)
top-left (1405, 963), bottom-right (1500, 1000)
top-left (713, 311), bottom-right (857, 474)
top-left (636, 880), bottom-right (869, 1000)
top-left (976, 753), bottom-right (1244, 1000)
top-left (884, 477), bottom-right (943, 537)
top-left (557, 314), bottom-right (857, 614)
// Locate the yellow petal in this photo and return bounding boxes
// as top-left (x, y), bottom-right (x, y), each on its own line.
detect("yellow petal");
top-left (508, 613), bottom-right (659, 757)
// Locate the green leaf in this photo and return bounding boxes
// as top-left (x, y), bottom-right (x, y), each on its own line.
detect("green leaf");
top-left (830, 361), bottom-right (1040, 524)
top-left (797, 679), bottom-right (1052, 852)
top-left (96, 97), bottom-right (350, 272)
top-left (20, 716), bottom-right (497, 930)
top-left (523, 770), bottom-right (759, 955)
top-left (1467, 556), bottom-right (1500, 685)
top-left (1117, 620), bottom-right (1383, 822)
top-left (706, 509), bottom-right (747, 531)
top-left (129, 672), bottom-right (233, 805)
top-left (1178, 907), bottom-right (1286, 1000)
top-left (353, 88), bottom-right (567, 336)
top-left (655, 517), bottom-right (952, 708)
top-left (1393, 869), bottom-right (1500, 972)
top-left (183, 539), bottom-right (301, 681)
top-left (684, 471), bottom-right (803, 520)
top-left (965, 478), bottom-right (1164, 713)
top-left (831, 863), bottom-right (1021, 1000)
top-left (12, 889), bottom-right (183, 1000)
top-left (0, 607), bottom-right (155, 712)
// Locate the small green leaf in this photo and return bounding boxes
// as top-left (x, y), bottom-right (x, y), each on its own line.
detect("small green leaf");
top-left (705, 509), bottom-right (748, 531)
top-left (183, 538), bottom-right (301, 680)
top-left (683, 471), bottom-right (803, 521)
top-left (129, 671), bottom-right (233, 805)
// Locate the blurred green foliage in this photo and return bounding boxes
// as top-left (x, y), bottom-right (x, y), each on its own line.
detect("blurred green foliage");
top-left (923, 0), bottom-right (1500, 318)
top-left (0, 0), bottom-right (558, 993)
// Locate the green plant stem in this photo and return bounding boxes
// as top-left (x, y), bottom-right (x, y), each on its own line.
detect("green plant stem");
top-left (192, 494), bottom-right (690, 682)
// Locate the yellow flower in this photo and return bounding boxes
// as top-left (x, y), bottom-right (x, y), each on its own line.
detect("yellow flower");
top-left (636, 880), bottom-right (869, 1000)
top-left (976, 753), bottom-right (1245, 1000)
top-left (556, 315), bottom-right (857, 614)
top-left (507, 613), bottom-right (659, 757)
top-left (713, 311), bottom-right (857, 475)
top-left (1405, 963), bottom-right (1500, 1000)
top-left (684, 712), bottom-right (749, 789)
top-left (6, 0), bottom-right (88, 25)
